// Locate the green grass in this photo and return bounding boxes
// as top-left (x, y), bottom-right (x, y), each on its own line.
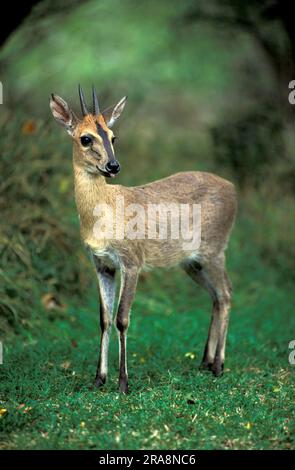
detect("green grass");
top-left (0, 107), bottom-right (294, 452)
top-left (0, 112), bottom-right (294, 450)
top-left (1, 252), bottom-right (294, 449)
top-left (1, 0), bottom-right (295, 450)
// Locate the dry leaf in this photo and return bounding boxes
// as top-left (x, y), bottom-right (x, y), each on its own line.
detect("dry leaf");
top-left (41, 293), bottom-right (66, 311)
top-left (22, 120), bottom-right (37, 135)
top-left (60, 360), bottom-right (71, 370)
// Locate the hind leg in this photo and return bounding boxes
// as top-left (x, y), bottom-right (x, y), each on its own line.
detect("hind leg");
top-left (183, 255), bottom-right (232, 376)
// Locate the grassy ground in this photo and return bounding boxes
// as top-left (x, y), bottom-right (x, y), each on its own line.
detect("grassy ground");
top-left (0, 0), bottom-right (295, 449)
top-left (0, 217), bottom-right (294, 449)
top-left (0, 106), bottom-right (294, 451)
top-left (0, 113), bottom-right (295, 450)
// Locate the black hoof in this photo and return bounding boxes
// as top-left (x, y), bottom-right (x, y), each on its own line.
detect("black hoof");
top-left (211, 361), bottom-right (224, 377)
top-left (94, 375), bottom-right (106, 388)
top-left (199, 361), bottom-right (213, 372)
top-left (119, 378), bottom-right (129, 394)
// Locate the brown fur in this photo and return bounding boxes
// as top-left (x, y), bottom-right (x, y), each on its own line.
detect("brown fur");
top-left (50, 92), bottom-right (237, 393)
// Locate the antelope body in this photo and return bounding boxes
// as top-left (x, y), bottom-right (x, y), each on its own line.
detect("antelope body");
top-left (50, 87), bottom-right (237, 393)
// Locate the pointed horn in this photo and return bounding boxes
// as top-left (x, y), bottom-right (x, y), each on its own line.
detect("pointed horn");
top-left (78, 84), bottom-right (89, 116)
top-left (92, 85), bottom-right (100, 115)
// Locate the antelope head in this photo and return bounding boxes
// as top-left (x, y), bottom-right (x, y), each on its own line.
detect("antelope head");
top-left (50, 86), bottom-right (127, 178)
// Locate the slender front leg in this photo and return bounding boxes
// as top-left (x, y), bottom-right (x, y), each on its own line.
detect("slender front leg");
top-left (116, 267), bottom-right (138, 393)
top-left (93, 256), bottom-right (116, 388)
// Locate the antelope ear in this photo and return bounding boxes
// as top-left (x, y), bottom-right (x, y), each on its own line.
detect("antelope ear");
top-left (102, 96), bottom-right (127, 128)
top-left (50, 94), bottom-right (78, 135)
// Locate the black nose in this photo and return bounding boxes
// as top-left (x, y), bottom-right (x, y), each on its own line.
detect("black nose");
top-left (105, 160), bottom-right (120, 174)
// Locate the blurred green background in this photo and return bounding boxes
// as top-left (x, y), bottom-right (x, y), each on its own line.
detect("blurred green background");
top-left (0, 0), bottom-right (294, 450)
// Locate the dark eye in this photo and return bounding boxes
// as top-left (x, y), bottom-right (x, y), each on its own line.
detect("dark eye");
top-left (111, 136), bottom-right (117, 144)
top-left (80, 135), bottom-right (92, 147)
